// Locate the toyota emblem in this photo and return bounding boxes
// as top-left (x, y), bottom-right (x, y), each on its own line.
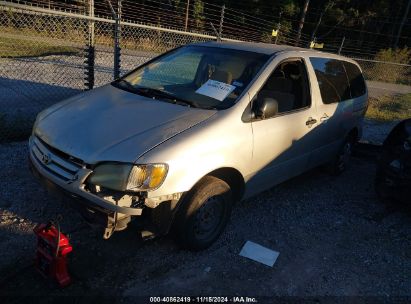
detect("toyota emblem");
top-left (41, 153), bottom-right (51, 165)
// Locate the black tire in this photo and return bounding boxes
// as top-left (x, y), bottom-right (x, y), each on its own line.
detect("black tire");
top-left (375, 168), bottom-right (392, 202)
top-left (172, 176), bottom-right (232, 251)
top-left (374, 154), bottom-right (404, 204)
top-left (331, 137), bottom-right (353, 175)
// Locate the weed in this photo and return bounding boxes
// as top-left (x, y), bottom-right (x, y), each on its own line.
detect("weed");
top-left (366, 94), bottom-right (411, 122)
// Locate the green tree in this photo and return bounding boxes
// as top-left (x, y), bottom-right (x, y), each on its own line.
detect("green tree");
top-left (193, 0), bottom-right (205, 30)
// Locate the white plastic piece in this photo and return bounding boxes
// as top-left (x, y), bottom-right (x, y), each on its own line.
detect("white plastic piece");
top-left (239, 241), bottom-right (280, 267)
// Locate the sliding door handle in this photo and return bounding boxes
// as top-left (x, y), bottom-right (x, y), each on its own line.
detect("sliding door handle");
top-left (306, 117), bottom-right (317, 127)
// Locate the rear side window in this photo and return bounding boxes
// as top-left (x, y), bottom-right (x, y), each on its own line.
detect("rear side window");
top-left (343, 61), bottom-right (366, 98)
top-left (310, 57), bottom-right (351, 104)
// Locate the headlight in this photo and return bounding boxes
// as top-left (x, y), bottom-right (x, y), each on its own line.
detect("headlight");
top-left (32, 114), bottom-right (40, 135)
top-left (88, 163), bottom-right (168, 192)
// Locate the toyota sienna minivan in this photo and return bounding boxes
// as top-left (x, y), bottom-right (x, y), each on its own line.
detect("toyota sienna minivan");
top-left (29, 41), bottom-right (368, 250)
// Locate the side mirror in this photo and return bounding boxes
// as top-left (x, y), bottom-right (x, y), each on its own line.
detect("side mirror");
top-left (254, 95), bottom-right (278, 119)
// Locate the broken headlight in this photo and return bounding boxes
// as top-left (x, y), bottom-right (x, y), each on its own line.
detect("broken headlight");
top-left (88, 163), bottom-right (168, 192)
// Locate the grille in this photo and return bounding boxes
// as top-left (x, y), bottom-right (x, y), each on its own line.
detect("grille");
top-left (31, 136), bottom-right (83, 182)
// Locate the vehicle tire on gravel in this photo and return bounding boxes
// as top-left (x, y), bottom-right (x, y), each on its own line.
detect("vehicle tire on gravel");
top-left (330, 137), bottom-right (353, 175)
top-left (172, 176), bottom-right (232, 251)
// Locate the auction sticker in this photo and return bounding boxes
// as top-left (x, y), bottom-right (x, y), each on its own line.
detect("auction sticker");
top-left (195, 79), bottom-right (236, 101)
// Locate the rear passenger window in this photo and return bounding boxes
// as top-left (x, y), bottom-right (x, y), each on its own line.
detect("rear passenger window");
top-left (310, 58), bottom-right (351, 104)
top-left (343, 62), bottom-right (366, 98)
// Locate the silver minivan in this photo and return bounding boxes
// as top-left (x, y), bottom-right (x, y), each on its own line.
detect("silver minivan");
top-left (29, 41), bottom-right (368, 250)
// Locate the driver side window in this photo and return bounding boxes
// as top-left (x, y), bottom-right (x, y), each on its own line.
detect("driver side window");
top-left (259, 59), bottom-right (311, 115)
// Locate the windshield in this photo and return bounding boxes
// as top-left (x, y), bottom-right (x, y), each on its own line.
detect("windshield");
top-left (115, 46), bottom-right (269, 110)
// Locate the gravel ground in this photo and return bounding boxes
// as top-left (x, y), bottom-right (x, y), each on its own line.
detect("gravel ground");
top-left (0, 141), bottom-right (410, 300)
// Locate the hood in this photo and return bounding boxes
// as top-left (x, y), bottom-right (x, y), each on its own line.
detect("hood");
top-left (35, 85), bottom-right (216, 164)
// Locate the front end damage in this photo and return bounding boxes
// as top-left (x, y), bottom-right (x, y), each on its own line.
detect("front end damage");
top-left (29, 135), bottom-right (183, 239)
top-left (82, 185), bottom-right (145, 239)
top-left (84, 184), bottom-right (183, 239)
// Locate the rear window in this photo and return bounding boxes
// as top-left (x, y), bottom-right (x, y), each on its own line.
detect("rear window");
top-left (343, 61), bottom-right (366, 98)
top-left (310, 57), bottom-right (351, 104)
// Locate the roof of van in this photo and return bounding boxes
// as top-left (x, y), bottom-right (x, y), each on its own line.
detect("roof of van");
top-left (192, 40), bottom-right (352, 61)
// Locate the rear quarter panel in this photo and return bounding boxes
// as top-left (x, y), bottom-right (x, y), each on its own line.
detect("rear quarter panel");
top-left (305, 53), bottom-right (367, 139)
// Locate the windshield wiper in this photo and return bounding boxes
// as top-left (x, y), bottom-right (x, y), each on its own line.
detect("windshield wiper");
top-left (113, 80), bottom-right (153, 98)
top-left (114, 81), bottom-right (208, 109)
top-left (136, 87), bottom-right (199, 108)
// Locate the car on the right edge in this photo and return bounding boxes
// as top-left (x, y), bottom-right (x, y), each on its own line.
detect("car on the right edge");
top-left (376, 118), bottom-right (411, 204)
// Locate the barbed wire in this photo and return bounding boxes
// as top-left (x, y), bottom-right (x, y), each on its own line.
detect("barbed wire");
top-left (2, 0), bottom-right (410, 58)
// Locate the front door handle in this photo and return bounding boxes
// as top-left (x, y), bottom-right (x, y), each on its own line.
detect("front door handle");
top-left (306, 117), bottom-right (317, 127)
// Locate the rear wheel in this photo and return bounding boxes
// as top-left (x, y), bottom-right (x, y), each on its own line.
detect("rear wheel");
top-left (331, 137), bottom-right (353, 175)
top-left (173, 176), bottom-right (232, 251)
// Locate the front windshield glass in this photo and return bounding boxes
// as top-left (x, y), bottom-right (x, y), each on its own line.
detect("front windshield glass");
top-left (116, 46), bottom-right (269, 109)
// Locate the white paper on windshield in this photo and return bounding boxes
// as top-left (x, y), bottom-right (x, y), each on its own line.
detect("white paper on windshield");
top-left (195, 79), bottom-right (236, 101)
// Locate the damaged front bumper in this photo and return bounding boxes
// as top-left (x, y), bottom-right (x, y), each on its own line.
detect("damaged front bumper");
top-left (28, 136), bottom-right (183, 239)
top-left (29, 155), bottom-right (144, 238)
top-left (29, 136), bottom-right (146, 238)
top-left (29, 150), bottom-right (144, 216)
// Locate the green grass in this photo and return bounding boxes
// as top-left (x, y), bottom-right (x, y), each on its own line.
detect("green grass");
top-left (366, 93), bottom-right (411, 122)
top-left (0, 36), bottom-right (78, 58)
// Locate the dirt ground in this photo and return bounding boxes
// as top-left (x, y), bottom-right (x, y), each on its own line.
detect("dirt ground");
top-left (0, 140), bottom-right (410, 302)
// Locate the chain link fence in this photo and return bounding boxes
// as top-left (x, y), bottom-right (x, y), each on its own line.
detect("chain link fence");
top-left (353, 58), bottom-right (411, 86)
top-left (0, 4), bottom-right (87, 141)
top-left (0, 1), bottom-right (410, 142)
top-left (0, 2), bottom-right (220, 141)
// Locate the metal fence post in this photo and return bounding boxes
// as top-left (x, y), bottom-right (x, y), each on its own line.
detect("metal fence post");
top-left (114, 0), bottom-right (121, 79)
top-left (274, 25), bottom-right (280, 44)
top-left (105, 0), bottom-right (121, 80)
top-left (273, 11), bottom-right (282, 45)
top-left (184, 0), bottom-right (190, 32)
top-left (84, 0), bottom-right (95, 90)
top-left (218, 4), bottom-right (225, 40)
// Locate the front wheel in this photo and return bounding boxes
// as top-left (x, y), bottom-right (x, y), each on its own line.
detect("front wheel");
top-left (172, 176), bottom-right (232, 251)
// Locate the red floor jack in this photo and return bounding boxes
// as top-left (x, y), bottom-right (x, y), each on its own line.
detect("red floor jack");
top-left (33, 219), bottom-right (72, 287)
